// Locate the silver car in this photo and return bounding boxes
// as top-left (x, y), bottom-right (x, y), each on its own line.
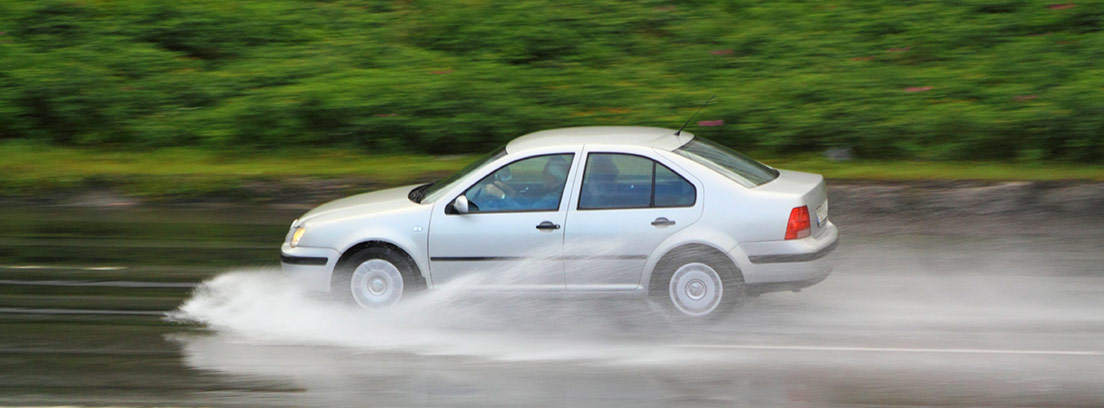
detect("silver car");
top-left (281, 127), bottom-right (837, 319)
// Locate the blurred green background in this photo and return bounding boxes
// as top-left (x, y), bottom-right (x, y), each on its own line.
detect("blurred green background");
top-left (1, 0), bottom-right (1102, 162)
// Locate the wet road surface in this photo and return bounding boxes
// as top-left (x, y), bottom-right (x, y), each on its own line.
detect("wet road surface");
top-left (1, 207), bottom-right (1102, 407)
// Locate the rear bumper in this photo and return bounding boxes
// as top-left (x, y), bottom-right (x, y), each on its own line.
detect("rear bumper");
top-left (747, 239), bottom-right (837, 264)
top-left (280, 243), bottom-right (339, 292)
top-left (732, 221), bottom-right (838, 293)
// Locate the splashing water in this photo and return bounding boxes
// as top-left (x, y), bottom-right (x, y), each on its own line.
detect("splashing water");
top-left (166, 268), bottom-right (710, 364)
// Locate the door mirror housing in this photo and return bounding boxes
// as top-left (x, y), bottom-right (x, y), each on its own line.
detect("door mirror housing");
top-left (451, 195), bottom-right (470, 214)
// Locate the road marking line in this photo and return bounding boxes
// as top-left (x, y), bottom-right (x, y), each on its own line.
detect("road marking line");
top-left (83, 266), bottom-right (128, 271)
top-left (672, 344), bottom-right (1103, 356)
top-left (0, 279), bottom-right (196, 288)
top-left (1, 265), bottom-right (128, 271)
top-left (0, 307), bottom-right (166, 316)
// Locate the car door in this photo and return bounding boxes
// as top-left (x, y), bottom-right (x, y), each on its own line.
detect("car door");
top-left (563, 149), bottom-right (702, 291)
top-left (428, 151), bottom-right (580, 290)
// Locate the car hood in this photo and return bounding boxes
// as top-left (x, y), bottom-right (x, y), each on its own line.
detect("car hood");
top-left (297, 184), bottom-right (422, 226)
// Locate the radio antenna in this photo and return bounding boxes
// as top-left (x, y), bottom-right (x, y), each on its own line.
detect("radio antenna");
top-left (674, 94), bottom-right (716, 136)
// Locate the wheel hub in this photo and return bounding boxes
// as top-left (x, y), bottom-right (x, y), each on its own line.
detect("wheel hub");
top-left (350, 259), bottom-right (405, 308)
top-left (668, 262), bottom-right (724, 317)
top-left (686, 279), bottom-right (706, 300)
top-left (368, 277), bottom-right (387, 295)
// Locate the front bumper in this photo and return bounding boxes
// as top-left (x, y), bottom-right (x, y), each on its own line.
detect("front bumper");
top-left (280, 243), bottom-right (340, 292)
top-left (732, 221), bottom-right (838, 293)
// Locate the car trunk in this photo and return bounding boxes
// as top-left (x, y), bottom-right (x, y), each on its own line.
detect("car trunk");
top-left (756, 169), bottom-right (830, 237)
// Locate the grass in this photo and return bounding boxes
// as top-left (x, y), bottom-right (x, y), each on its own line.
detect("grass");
top-left (0, 143), bottom-right (474, 199)
top-left (3, 144), bottom-right (1103, 200)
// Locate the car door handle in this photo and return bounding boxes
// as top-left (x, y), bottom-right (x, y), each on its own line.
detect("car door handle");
top-left (535, 221), bottom-right (561, 230)
top-left (651, 217), bottom-right (676, 227)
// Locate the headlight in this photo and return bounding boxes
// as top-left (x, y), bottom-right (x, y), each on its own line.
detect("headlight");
top-left (290, 227), bottom-right (306, 247)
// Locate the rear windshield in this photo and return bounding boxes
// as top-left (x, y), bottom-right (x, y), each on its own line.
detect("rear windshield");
top-left (674, 138), bottom-right (779, 187)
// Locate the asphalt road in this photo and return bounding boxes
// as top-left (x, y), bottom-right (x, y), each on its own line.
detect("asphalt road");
top-left (1, 209), bottom-right (1102, 407)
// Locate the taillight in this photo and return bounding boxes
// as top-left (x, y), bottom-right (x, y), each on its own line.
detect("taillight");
top-left (785, 206), bottom-right (811, 240)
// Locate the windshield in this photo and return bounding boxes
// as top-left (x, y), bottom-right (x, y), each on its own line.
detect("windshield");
top-left (674, 138), bottom-right (779, 187)
top-left (414, 147), bottom-right (508, 203)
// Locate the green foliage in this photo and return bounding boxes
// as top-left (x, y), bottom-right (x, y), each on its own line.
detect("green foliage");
top-left (0, 0), bottom-right (1102, 161)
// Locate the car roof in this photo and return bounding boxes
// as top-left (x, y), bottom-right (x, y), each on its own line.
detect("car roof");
top-left (506, 126), bottom-right (695, 153)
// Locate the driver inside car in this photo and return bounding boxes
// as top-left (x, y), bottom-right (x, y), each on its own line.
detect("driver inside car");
top-left (478, 156), bottom-right (570, 212)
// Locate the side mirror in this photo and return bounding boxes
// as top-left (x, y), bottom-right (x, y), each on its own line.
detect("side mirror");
top-left (451, 195), bottom-right (470, 214)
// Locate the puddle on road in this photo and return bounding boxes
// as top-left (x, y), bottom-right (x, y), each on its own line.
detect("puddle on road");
top-left (159, 239), bottom-right (1104, 407)
top-left (168, 251), bottom-right (1104, 366)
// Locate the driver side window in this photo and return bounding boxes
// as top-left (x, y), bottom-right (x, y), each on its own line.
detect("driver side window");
top-left (462, 154), bottom-right (574, 213)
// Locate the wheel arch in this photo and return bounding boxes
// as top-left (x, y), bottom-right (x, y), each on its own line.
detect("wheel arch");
top-left (337, 240), bottom-right (427, 288)
top-left (645, 242), bottom-right (744, 295)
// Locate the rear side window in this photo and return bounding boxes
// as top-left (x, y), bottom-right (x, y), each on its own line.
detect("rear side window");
top-left (654, 164), bottom-right (696, 207)
top-left (675, 138), bottom-right (778, 187)
top-left (578, 153), bottom-right (696, 210)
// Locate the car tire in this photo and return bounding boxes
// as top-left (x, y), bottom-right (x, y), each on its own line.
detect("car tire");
top-left (651, 250), bottom-right (744, 320)
top-left (332, 246), bottom-right (422, 309)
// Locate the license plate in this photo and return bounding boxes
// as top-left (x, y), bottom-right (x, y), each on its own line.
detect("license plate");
top-left (816, 201), bottom-right (828, 227)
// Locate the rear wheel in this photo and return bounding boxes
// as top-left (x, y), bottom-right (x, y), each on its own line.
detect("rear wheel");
top-left (333, 247), bottom-right (421, 309)
top-left (652, 250), bottom-right (743, 320)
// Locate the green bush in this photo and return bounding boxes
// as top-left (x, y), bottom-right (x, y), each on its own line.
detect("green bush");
top-left (0, 0), bottom-right (1101, 161)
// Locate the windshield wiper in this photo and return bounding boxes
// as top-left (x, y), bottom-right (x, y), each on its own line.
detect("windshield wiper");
top-left (407, 183), bottom-right (433, 203)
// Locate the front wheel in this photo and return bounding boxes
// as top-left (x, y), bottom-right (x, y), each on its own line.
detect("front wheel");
top-left (333, 247), bottom-right (420, 309)
top-left (652, 253), bottom-right (743, 320)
